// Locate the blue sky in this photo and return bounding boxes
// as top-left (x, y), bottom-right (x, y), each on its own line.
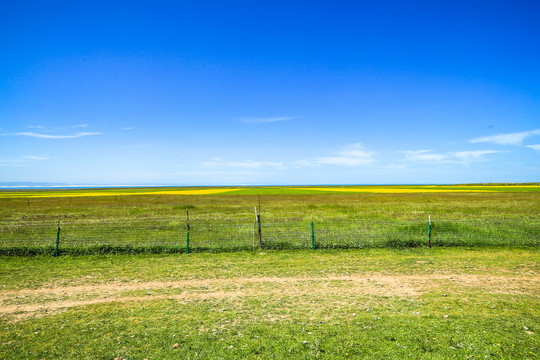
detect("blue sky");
top-left (1, 0), bottom-right (539, 185)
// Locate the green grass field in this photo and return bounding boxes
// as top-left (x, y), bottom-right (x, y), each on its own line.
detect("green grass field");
top-left (1, 185), bottom-right (539, 254)
top-left (0, 185), bottom-right (538, 358)
top-left (2, 185), bottom-right (539, 222)
top-left (1, 248), bottom-right (539, 359)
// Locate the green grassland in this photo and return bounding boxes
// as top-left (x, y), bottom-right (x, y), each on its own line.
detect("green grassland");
top-left (1, 184), bottom-right (539, 222)
top-left (1, 183), bottom-right (540, 197)
top-left (0, 185), bottom-right (538, 358)
top-left (1, 248), bottom-right (539, 359)
top-left (0, 185), bottom-right (539, 253)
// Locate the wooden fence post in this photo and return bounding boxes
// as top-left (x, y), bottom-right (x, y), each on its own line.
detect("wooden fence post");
top-left (186, 210), bottom-right (190, 254)
top-left (254, 206), bottom-right (262, 249)
top-left (55, 219), bottom-right (61, 257)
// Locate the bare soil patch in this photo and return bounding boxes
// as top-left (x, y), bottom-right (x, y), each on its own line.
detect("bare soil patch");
top-left (1, 273), bottom-right (537, 322)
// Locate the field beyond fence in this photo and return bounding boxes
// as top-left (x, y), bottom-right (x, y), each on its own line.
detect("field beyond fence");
top-left (1, 217), bottom-right (538, 255)
top-left (1, 185), bottom-right (539, 255)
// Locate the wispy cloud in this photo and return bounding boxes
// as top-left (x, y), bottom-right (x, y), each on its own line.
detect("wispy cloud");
top-left (316, 143), bottom-right (375, 166)
top-left (28, 125), bottom-right (45, 129)
top-left (231, 161), bottom-right (285, 169)
top-left (22, 155), bottom-right (51, 160)
top-left (122, 127), bottom-right (134, 130)
top-left (450, 150), bottom-right (503, 163)
top-left (398, 150), bottom-right (446, 162)
top-left (72, 124), bottom-right (88, 128)
top-left (399, 149), bottom-right (503, 164)
top-left (0, 163), bottom-right (28, 167)
top-left (526, 144), bottom-right (540, 151)
top-left (239, 116), bottom-right (296, 124)
top-left (0, 158), bottom-right (25, 166)
top-left (0, 156), bottom-right (42, 167)
top-left (7, 132), bottom-right (103, 139)
top-left (294, 160), bottom-right (317, 167)
top-left (202, 159), bottom-right (285, 169)
top-left (470, 129), bottom-right (540, 145)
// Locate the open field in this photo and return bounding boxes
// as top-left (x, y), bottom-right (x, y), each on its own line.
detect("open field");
top-left (1, 185), bottom-right (539, 220)
top-left (1, 184), bottom-right (540, 199)
top-left (0, 185), bottom-right (538, 358)
top-left (1, 248), bottom-right (539, 359)
top-left (0, 185), bottom-right (539, 254)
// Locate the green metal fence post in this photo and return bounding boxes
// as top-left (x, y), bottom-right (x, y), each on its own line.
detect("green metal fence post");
top-left (186, 231), bottom-right (190, 254)
top-left (311, 222), bottom-right (315, 250)
top-left (55, 219), bottom-right (61, 257)
top-left (428, 215), bottom-right (432, 248)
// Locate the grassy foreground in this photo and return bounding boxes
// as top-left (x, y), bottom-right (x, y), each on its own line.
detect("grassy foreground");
top-left (1, 248), bottom-right (538, 359)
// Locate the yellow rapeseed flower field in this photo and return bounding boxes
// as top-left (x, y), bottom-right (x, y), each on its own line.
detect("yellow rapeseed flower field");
top-left (0, 188), bottom-right (240, 198)
top-left (296, 187), bottom-right (491, 193)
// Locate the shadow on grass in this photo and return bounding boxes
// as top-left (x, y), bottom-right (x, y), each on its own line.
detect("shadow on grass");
top-left (1, 241), bottom-right (536, 257)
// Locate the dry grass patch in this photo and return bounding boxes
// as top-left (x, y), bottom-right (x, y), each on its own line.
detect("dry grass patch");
top-left (2, 272), bottom-right (537, 322)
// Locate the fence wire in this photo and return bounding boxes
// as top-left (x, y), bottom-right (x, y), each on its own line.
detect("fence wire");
top-left (0, 218), bottom-right (538, 254)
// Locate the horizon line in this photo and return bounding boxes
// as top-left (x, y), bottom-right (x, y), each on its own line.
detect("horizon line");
top-left (1, 182), bottom-right (538, 190)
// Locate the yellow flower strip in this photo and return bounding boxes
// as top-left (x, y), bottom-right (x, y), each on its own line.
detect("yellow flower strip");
top-left (0, 188), bottom-right (240, 198)
top-left (295, 187), bottom-right (491, 193)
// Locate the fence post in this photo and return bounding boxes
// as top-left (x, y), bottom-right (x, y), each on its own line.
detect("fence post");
top-left (428, 215), bottom-right (432, 248)
top-left (258, 195), bottom-right (263, 249)
top-left (186, 210), bottom-right (190, 254)
top-left (311, 222), bottom-right (315, 249)
top-left (255, 206), bottom-right (262, 249)
top-left (252, 220), bottom-right (256, 250)
top-left (55, 219), bottom-right (61, 257)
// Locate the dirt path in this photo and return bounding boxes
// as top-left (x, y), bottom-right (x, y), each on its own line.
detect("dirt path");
top-left (1, 273), bottom-right (538, 322)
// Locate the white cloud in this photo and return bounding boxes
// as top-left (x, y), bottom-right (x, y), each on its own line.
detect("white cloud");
top-left (386, 164), bottom-right (407, 169)
top-left (10, 132), bottom-right (103, 139)
top-left (122, 127), bottom-right (134, 130)
top-left (316, 143), bottom-right (375, 166)
top-left (450, 150), bottom-right (503, 163)
top-left (202, 159), bottom-right (285, 169)
top-left (316, 156), bottom-right (373, 166)
top-left (294, 160), bottom-right (316, 167)
top-left (239, 116), bottom-right (296, 124)
top-left (470, 129), bottom-right (540, 145)
top-left (0, 158), bottom-right (24, 164)
top-left (28, 125), bottom-right (45, 129)
top-left (0, 157), bottom-right (29, 167)
top-left (526, 144), bottom-right (540, 151)
top-left (231, 161), bottom-right (284, 169)
top-left (22, 156), bottom-right (51, 160)
top-left (72, 124), bottom-right (88, 128)
top-left (399, 149), bottom-right (504, 165)
top-left (398, 150), bottom-right (446, 162)
top-left (0, 155), bottom-right (50, 168)
top-left (0, 163), bottom-right (28, 167)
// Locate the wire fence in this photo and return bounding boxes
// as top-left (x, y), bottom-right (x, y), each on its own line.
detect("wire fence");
top-left (0, 217), bottom-right (539, 255)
